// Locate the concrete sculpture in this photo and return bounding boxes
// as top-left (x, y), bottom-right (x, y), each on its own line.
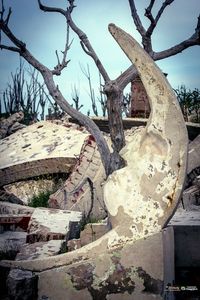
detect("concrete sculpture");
top-left (1, 24), bottom-right (188, 299)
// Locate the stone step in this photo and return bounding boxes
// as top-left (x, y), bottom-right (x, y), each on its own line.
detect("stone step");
top-left (26, 207), bottom-right (82, 243)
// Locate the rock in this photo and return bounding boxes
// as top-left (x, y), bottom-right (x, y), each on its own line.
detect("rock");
top-left (49, 135), bottom-right (107, 219)
top-left (0, 231), bottom-right (27, 259)
top-left (80, 220), bottom-right (110, 246)
top-left (7, 269), bottom-right (37, 300)
top-left (27, 208), bottom-right (82, 243)
top-left (0, 120), bottom-right (89, 186)
top-left (16, 240), bottom-right (66, 261)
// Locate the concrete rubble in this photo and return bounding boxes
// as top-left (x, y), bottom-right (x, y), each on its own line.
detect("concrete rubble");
top-left (0, 111), bottom-right (26, 140)
top-left (49, 135), bottom-right (108, 219)
top-left (27, 207), bottom-right (82, 243)
top-left (0, 120), bottom-right (89, 186)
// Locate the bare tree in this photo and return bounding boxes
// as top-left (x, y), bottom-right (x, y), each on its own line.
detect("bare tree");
top-left (0, 0), bottom-right (199, 175)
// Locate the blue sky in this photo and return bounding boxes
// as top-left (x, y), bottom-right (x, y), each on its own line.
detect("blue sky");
top-left (0, 0), bottom-right (200, 114)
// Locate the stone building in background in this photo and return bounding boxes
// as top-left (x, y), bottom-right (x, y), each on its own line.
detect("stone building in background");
top-left (130, 75), bottom-right (151, 118)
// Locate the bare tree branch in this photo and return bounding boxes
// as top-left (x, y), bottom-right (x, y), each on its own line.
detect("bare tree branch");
top-left (52, 23), bottom-right (71, 75)
top-left (0, 9), bottom-right (112, 176)
top-left (128, 0), bottom-right (146, 36)
top-left (66, 6), bottom-right (110, 83)
top-left (38, 0), bottom-right (110, 83)
top-left (38, 0), bottom-right (66, 17)
top-left (153, 15), bottom-right (200, 60)
top-left (0, 44), bottom-right (21, 53)
top-left (146, 0), bottom-right (175, 37)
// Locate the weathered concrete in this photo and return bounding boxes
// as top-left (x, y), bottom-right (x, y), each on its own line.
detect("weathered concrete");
top-left (36, 231), bottom-right (167, 300)
top-left (80, 221), bottom-right (110, 246)
top-left (49, 135), bottom-right (107, 219)
top-left (0, 201), bottom-right (34, 215)
top-left (16, 240), bottom-right (66, 261)
top-left (103, 24), bottom-right (188, 245)
top-left (27, 208), bottom-right (82, 243)
top-left (0, 121), bottom-right (89, 186)
top-left (186, 134), bottom-right (200, 190)
top-left (182, 185), bottom-right (200, 210)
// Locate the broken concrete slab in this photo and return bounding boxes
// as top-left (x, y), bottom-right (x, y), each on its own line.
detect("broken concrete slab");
top-left (80, 221), bottom-right (110, 246)
top-left (182, 185), bottom-right (200, 210)
top-left (27, 207), bottom-right (82, 243)
top-left (67, 239), bottom-right (81, 252)
top-left (0, 201), bottom-right (34, 215)
top-left (16, 240), bottom-right (66, 261)
top-left (49, 135), bottom-right (107, 219)
top-left (187, 134), bottom-right (200, 174)
top-left (0, 121), bottom-right (89, 186)
top-left (36, 231), bottom-right (168, 300)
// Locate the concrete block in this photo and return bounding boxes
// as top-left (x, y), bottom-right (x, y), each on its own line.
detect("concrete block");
top-left (0, 121), bottom-right (89, 186)
top-left (80, 221), bottom-right (110, 246)
top-left (27, 208), bottom-right (82, 243)
top-left (0, 201), bottom-right (34, 215)
top-left (182, 185), bottom-right (200, 210)
top-left (16, 240), bottom-right (66, 261)
top-left (36, 230), bottom-right (171, 300)
top-left (67, 239), bottom-right (81, 252)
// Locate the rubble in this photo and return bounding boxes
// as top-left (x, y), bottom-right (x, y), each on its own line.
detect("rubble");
top-left (49, 135), bottom-right (107, 219)
top-left (0, 120), bottom-right (89, 186)
top-left (80, 220), bottom-right (110, 246)
top-left (26, 207), bottom-right (82, 243)
top-left (0, 111), bottom-right (25, 139)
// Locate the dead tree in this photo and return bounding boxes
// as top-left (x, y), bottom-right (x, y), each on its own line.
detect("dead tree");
top-left (0, 0), bottom-right (199, 175)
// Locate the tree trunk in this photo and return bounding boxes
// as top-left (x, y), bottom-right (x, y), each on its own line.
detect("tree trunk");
top-left (104, 81), bottom-right (126, 172)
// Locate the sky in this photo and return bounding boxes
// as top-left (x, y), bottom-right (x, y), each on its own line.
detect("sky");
top-left (0, 0), bottom-right (200, 115)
